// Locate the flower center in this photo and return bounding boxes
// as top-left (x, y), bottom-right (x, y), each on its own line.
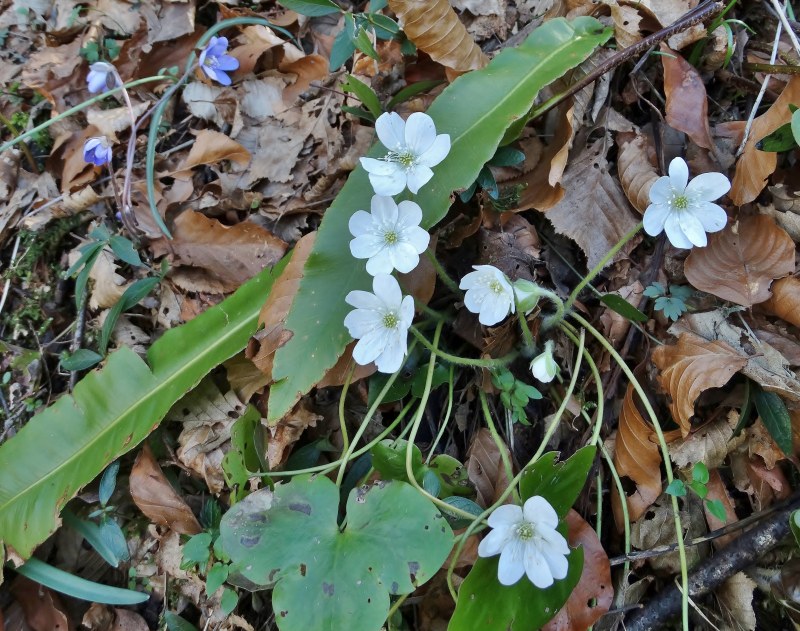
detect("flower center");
top-left (204, 56), bottom-right (218, 67)
top-left (383, 230), bottom-right (399, 245)
top-left (672, 194), bottom-right (690, 210)
top-left (387, 149), bottom-right (417, 169)
top-left (382, 312), bottom-right (399, 329)
top-left (515, 522), bottom-right (535, 541)
top-left (488, 279), bottom-right (505, 294)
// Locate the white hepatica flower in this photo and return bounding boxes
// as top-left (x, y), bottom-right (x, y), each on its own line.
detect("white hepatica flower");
top-left (478, 496), bottom-right (570, 588)
top-left (349, 195), bottom-right (430, 275)
top-left (460, 265), bottom-right (515, 326)
top-left (530, 341), bottom-right (558, 383)
top-left (643, 157), bottom-right (730, 249)
top-left (360, 112), bottom-right (451, 196)
top-left (344, 274), bottom-right (414, 374)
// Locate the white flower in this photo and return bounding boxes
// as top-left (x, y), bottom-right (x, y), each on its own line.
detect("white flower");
top-left (530, 341), bottom-right (558, 383)
top-left (86, 62), bottom-right (119, 94)
top-left (360, 112), bottom-right (451, 196)
top-left (344, 274), bottom-right (414, 374)
top-left (349, 195), bottom-right (430, 275)
top-left (478, 496), bottom-right (570, 588)
top-left (460, 265), bottom-right (515, 326)
top-left (643, 157), bottom-right (730, 249)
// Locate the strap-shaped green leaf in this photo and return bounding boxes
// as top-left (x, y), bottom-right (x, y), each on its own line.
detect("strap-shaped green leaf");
top-left (0, 259), bottom-right (286, 558)
top-left (268, 17), bottom-right (611, 422)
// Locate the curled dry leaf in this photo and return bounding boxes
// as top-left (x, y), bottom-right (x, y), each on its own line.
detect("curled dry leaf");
top-left (660, 45), bottom-right (713, 150)
top-left (150, 210), bottom-right (288, 293)
top-left (130, 444), bottom-right (202, 535)
top-left (716, 572), bottom-right (757, 631)
top-left (669, 411), bottom-right (744, 470)
top-left (652, 333), bottom-right (747, 437)
top-left (685, 215), bottom-right (795, 307)
top-left (178, 130), bottom-right (251, 172)
top-left (265, 398), bottom-right (322, 468)
top-left (612, 384), bottom-right (663, 531)
top-left (466, 427), bottom-right (512, 508)
top-left (616, 133), bottom-right (659, 213)
top-left (761, 276), bottom-right (800, 328)
top-left (388, 0), bottom-right (488, 73)
top-left (248, 232), bottom-right (316, 382)
top-left (10, 576), bottom-right (71, 631)
top-left (703, 469), bottom-right (739, 549)
top-left (731, 76), bottom-right (800, 206)
top-left (541, 509), bottom-right (613, 631)
top-left (545, 135), bottom-right (641, 269)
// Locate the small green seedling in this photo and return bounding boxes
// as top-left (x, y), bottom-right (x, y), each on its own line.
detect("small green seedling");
top-left (492, 367), bottom-right (542, 425)
top-left (666, 462), bottom-right (726, 521)
top-left (644, 282), bottom-right (692, 321)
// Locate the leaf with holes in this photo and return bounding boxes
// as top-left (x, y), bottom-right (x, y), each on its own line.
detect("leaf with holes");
top-left (219, 476), bottom-right (453, 631)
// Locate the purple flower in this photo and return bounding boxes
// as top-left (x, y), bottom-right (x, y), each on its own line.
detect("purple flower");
top-left (198, 36), bottom-right (239, 86)
top-left (86, 62), bottom-right (119, 94)
top-left (84, 136), bottom-right (112, 166)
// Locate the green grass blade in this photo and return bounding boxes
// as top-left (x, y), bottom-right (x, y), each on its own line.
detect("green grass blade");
top-left (0, 259), bottom-right (287, 558)
top-left (15, 558), bottom-right (149, 605)
top-left (267, 17), bottom-right (611, 421)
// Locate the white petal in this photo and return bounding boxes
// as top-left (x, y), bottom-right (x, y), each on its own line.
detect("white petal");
top-left (374, 334), bottom-right (406, 373)
top-left (685, 171), bottom-right (730, 201)
top-left (406, 165), bottom-right (434, 194)
top-left (668, 157), bottom-right (689, 191)
top-left (648, 176), bottom-right (674, 204)
top-left (497, 540), bottom-right (526, 586)
top-left (390, 243), bottom-right (420, 274)
top-left (375, 111), bottom-right (406, 151)
top-left (405, 226), bottom-right (430, 255)
top-left (344, 309), bottom-right (379, 338)
top-left (523, 546), bottom-right (554, 588)
top-left (396, 200), bottom-right (423, 229)
top-left (372, 274), bottom-right (402, 307)
top-left (541, 547), bottom-right (569, 581)
top-left (399, 296), bottom-right (415, 325)
top-left (538, 525), bottom-right (570, 555)
top-left (345, 289), bottom-right (382, 310)
top-left (459, 270), bottom-right (482, 290)
top-left (352, 329), bottom-right (387, 365)
top-left (368, 170), bottom-right (407, 197)
top-left (478, 526), bottom-right (513, 557)
top-left (350, 234), bottom-right (384, 260)
top-left (404, 112), bottom-right (437, 155)
top-left (530, 355), bottom-right (553, 383)
top-left (365, 249), bottom-right (394, 276)
top-left (663, 213), bottom-right (694, 249)
top-left (371, 195), bottom-right (398, 224)
top-left (678, 211), bottom-right (708, 247)
top-left (642, 203), bottom-right (672, 237)
top-left (464, 287), bottom-right (489, 315)
top-left (523, 496), bottom-right (559, 528)
top-left (488, 504), bottom-right (524, 528)
top-left (349, 210), bottom-right (375, 236)
top-left (479, 297), bottom-right (511, 326)
top-left (417, 134), bottom-right (451, 168)
top-left (692, 202), bottom-right (727, 233)
top-left (361, 157), bottom-right (396, 175)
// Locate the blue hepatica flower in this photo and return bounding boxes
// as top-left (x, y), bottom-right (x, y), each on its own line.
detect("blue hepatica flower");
top-left (199, 36), bottom-right (239, 86)
top-left (84, 136), bottom-right (113, 166)
top-left (86, 62), bottom-right (118, 94)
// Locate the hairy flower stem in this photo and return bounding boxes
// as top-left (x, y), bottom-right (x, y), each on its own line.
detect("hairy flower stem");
top-left (561, 221), bottom-right (643, 318)
top-left (569, 312), bottom-right (689, 630)
top-left (409, 326), bottom-right (518, 368)
top-left (424, 249), bottom-right (462, 297)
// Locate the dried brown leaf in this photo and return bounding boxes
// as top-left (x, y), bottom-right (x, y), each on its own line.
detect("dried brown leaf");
top-left (612, 384), bottom-right (663, 530)
top-left (466, 428), bottom-right (512, 508)
top-left (761, 276), bottom-right (800, 328)
top-left (703, 470), bottom-right (738, 547)
top-left (388, 0), bottom-right (488, 73)
top-left (661, 45), bottom-right (713, 150)
top-left (224, 354), bottom-right (270, 402)
top-left (281, 54), bottom-right (328, 103)
top-left (542, 510), bottom-right (612, 631)
top-left (716, 572), bottom-right (757, 631)
top-left (608, 2), bottom-right (643, 48)
top-left (652, 333), bottom-right (747, 436)
top-left (731, 76), bottom-right (800, 205)
top-left (671, 311), bottom-right (800, 405)
top-left (617, 133), bottom-right (659, 213)
top-left (130, 444), bottom-right (201, 535)
top-left (265, 398), bottom-right (322, 468)
top-left (10, 577), bottom-right (71, 631)
top-left (150, 210), bottom-right (287, 293)
top-left (545, 135), bottom-right (640, 269)
top-left (669, 411), bottom-right (744, 470)
top-left (685, 215), bottom-right (795, 307)
top-left (179, 130), bottom-right (251, 172)
top-left (247, 232), bottom-right (316, 381)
